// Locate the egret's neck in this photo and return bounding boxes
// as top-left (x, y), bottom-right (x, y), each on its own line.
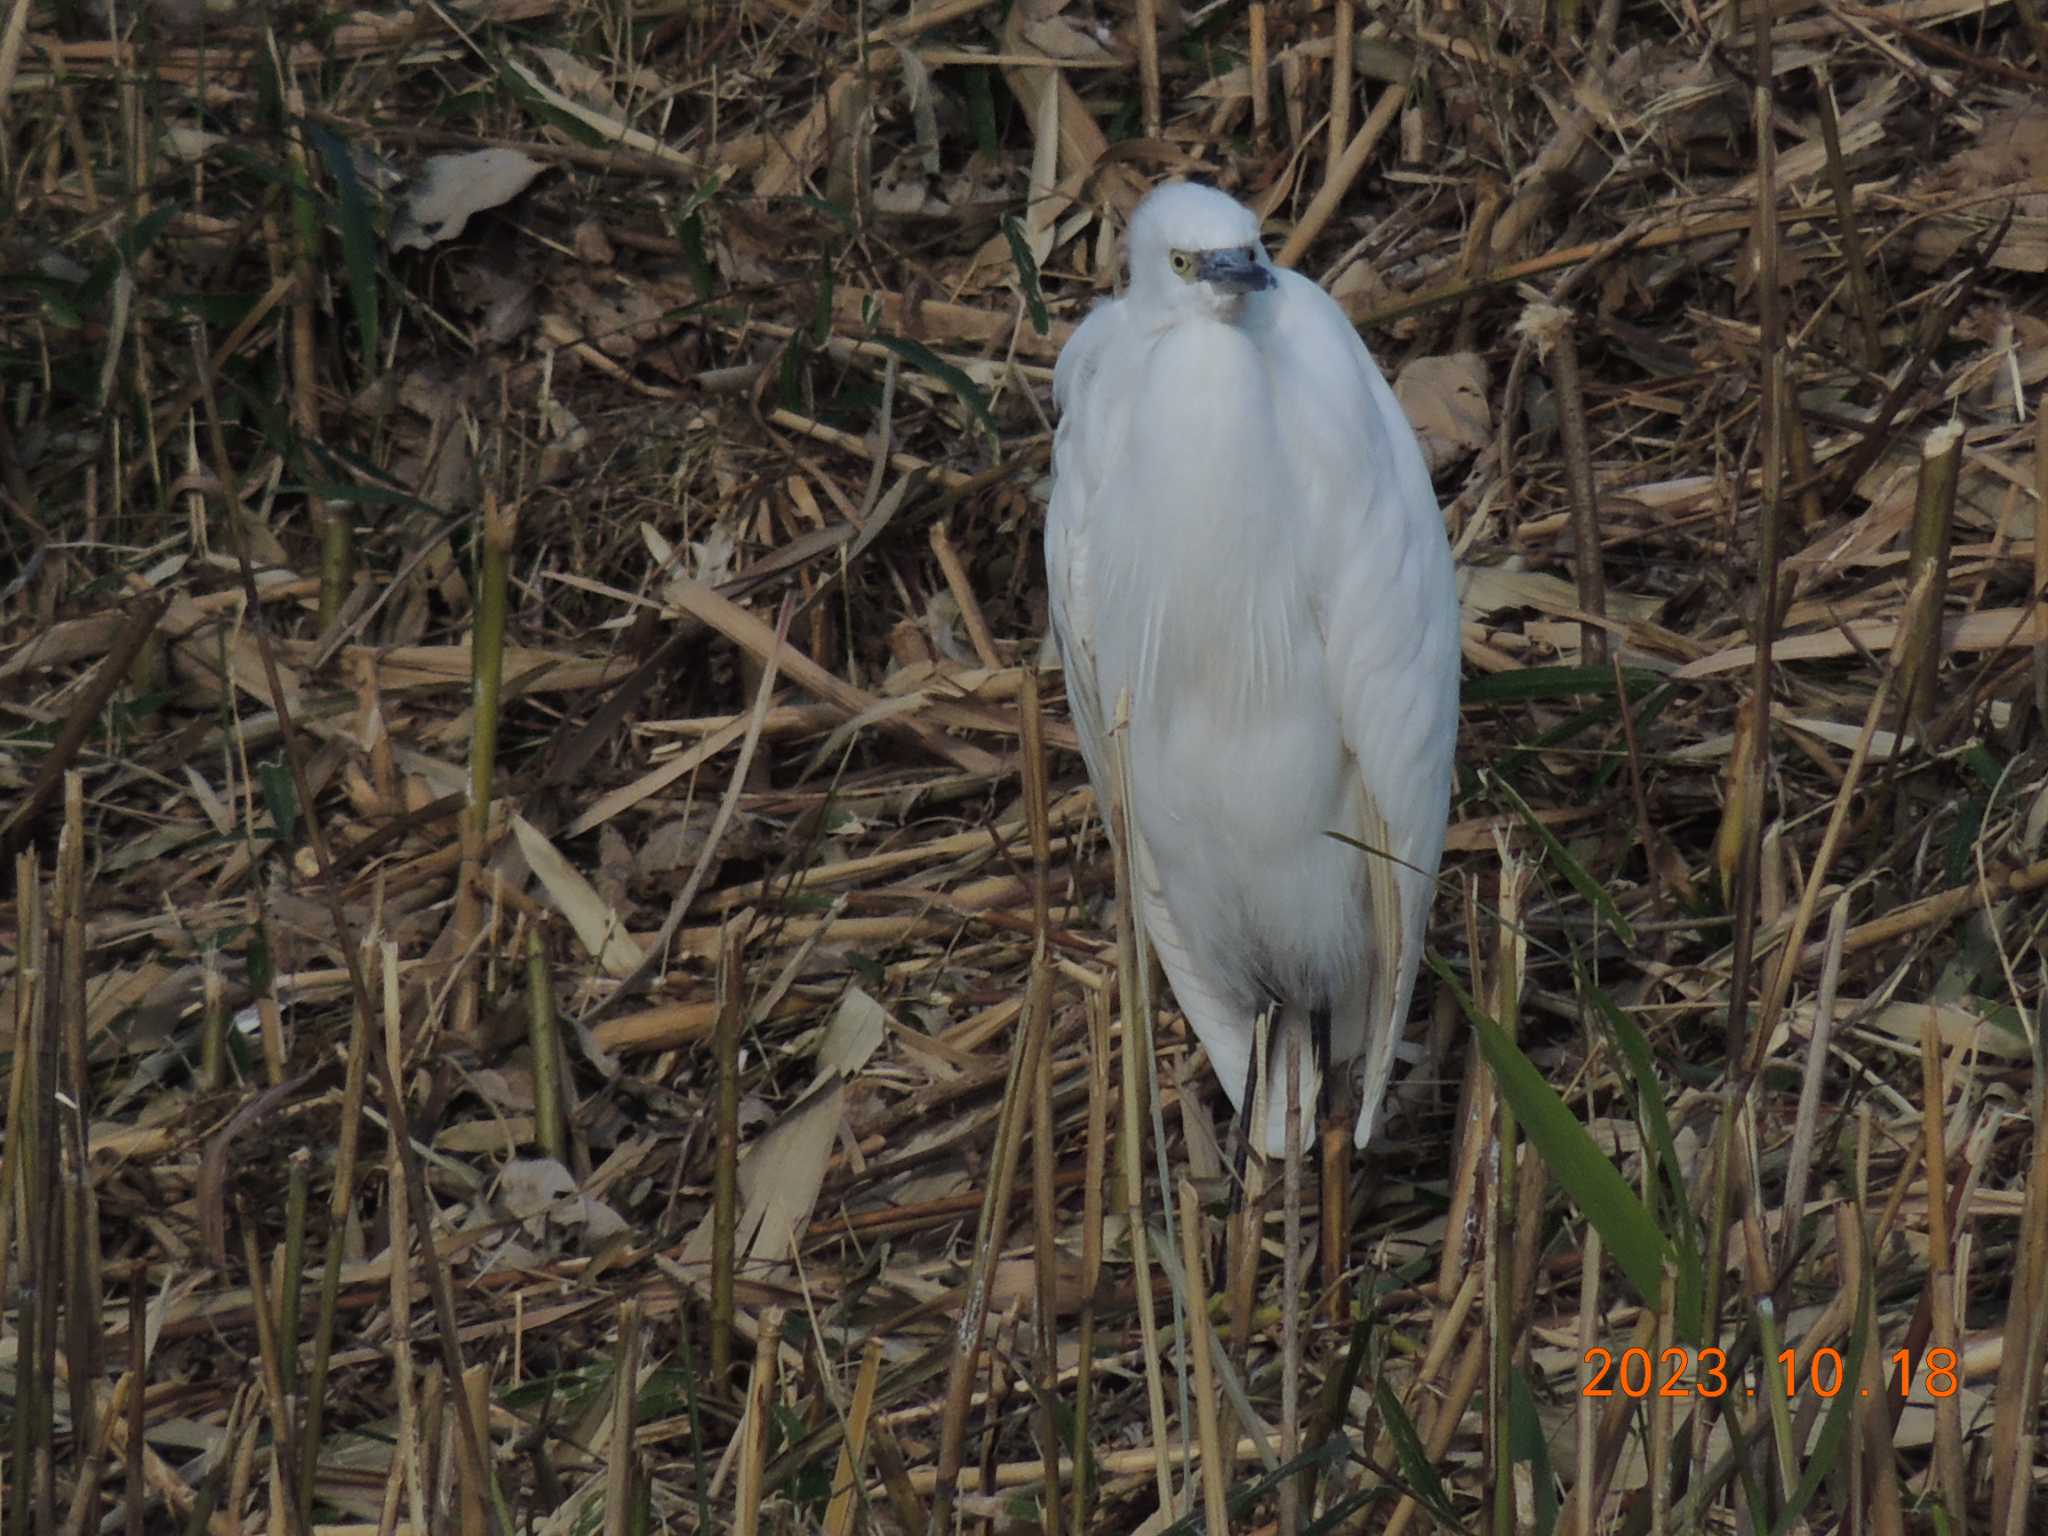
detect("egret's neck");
top-left (1128, 318), bottom-right (1286, 555)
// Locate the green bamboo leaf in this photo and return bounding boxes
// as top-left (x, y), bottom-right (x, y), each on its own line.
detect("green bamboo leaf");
top-left (494, 52), bottom-right (609, 146)
top-left (1464, 664), bottom-right (1661, 704)
top-left (1431, 953), bottom-right (1674, 1309)
top-left (1002, 216), bottom-right (1050, 336)
top-left (873, 334), bottom-right (999, 441)
top-left (1491, 774), bottom-right (1635, 945)
top-left (964, 67), bottom-right (1000, 157)
top-left (258, 758), bottom-right (300, 843)
top-left (286, 482), bottom-right (426, 508)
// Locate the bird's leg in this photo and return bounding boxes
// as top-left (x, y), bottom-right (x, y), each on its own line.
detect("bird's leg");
top-left (1309, 1005), bottom-right (1334, 1123)
top-left (1311, 1004), bottom-right (1350, 1329)
top-left (1278, 1019), bottom-right (1305, 1536)
top-left (1225, 1008), bottom-right (1271, 1396)
top-left (1229, 1034), bottom-right (1260, 1201)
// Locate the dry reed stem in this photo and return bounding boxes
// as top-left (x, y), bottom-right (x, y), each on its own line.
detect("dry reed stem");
top-left (1381, 1272), bottom-right (1482, 1536)
top-left (1649, 1257), bottom-right (1676, 1536)
top-left (1102, 713), bottom-right (1178, 1517)
top-left (10, 855), bottom-right (53, 1530)
top-left (925, 964), bottom-right (1047, 1534)
top-left (1990, 1056), bottom-right (2048, 1533)
top-left (2034, 398), bottom-right (2047, 720)
top-left (1278, 1027), bottom-right (1303, 1536)
top-left (885, 1435), bottom-right (1275, 1499)
top-left (1275, 79), bottom-right (1407, 269)
top-left (1813, 63), bottom-right (1885, 374)
top-left (735, 1308), bottom-right (782, 1536)
top-left (1249, 2), bottom-right (1270, 141)
top-left (1028, 951), bottom-right (1063, 1536)
top-left (711, 920), bottom-right (744, 1384)
top-left (668, 575), bottom-right (1001, 776)
top-left (1326, 0), bottom-right (1353, 194)
top-left (1898, 422), bottom-right (1964, 731)
top-left (236, 1220), bottom-right (303, 1534)
top-left (1486, 856), bottom-right (1527, 1536)
top-left (1137, 0), bottom-right (1161, 141)
top-left (56, 774), bottom-right (101, 1516)
top-left (1177, 1176), bottom-right (1231, 1536)
top-left (604, 1298), bottom-right (642, 1536)
top-left (928, 518), bottom-right (1003, 673)
top-left (822, 1339), bottom-right (883, 1536)
top-left (123, 1280), bottom-right (144, 1536)
top-left (1920, 1016), bottom-right (1967, 1526)
top-left (525, 931), bottom-right (566, 1161)
top-left (1318, 1121), bottom-right (1345, 1331)
top-left (1546, 312), bottom-right (1607, 666)
top-left (1073, 983), bottom-right (1112, 1530)
top-left (1778, 896), bottom-right (1852, 1264)
top-left (1754, 587), bottom-right (1913, 1051)
top-left (1573, 1228), bottom-right (1602, 1536)
top-left (1843, 1203), bottom-right (1909, 1535)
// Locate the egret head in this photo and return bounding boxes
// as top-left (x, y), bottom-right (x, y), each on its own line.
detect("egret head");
top-left (1125, 182), bottom-right (1275, 320)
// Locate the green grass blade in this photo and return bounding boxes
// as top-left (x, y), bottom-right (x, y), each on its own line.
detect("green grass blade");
top-left (80, 204), bottom-right (183, 306)
top-left (1764, 1286), bottom-right (1872, 1535)
top-left (302, 122), bottom-right (380, 376)
top-left (1509, 1364), bottom-right (1560, 1536)
top-left (1374, 1375), bottom-right (1462, 1530)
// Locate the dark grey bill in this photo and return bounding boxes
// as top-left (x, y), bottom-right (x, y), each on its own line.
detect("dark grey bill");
top-left (1196, 248), bottom-right (1275, 293)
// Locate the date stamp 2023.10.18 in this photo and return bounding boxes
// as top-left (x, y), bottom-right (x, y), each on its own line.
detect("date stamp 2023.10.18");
top-left (1582, 1346), bottom-right (1961, 1402)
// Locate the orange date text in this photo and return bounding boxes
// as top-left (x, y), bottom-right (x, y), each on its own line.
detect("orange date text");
top-left (1580, 1347), bottom-right (1960, 1400)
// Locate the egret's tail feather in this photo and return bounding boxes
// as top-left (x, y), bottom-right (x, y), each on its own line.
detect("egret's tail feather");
top-left (1244, 1006), bottom-right (1326, 1162)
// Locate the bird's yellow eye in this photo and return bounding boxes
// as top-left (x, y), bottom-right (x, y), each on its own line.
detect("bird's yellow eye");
top-left (1169, 250), bottom-right (1194, 278)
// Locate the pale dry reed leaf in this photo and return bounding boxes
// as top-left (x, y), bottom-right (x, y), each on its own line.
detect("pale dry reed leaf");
top-left (814, 984), bottom-right (890, 1082)
top-left (1393, 352), bottom-right (1492, 472)
top-left (681, 1080), bottom-right (845, 1267)
top-left (1675, 607), bottom-right (2036, 677)
top-left (512, 813), bottom-right (648, 978)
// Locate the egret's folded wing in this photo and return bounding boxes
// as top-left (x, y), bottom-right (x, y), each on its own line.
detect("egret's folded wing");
top-left (1264, 270), bottom-right (1462, 1147)
top-left (1047, 297), bottom-right (1282, 1139)
top-left (1045, 303), bottom-right (1124, 797)
top-left (1340, 776), bottom-right (1410, 1147)
top-left (1124, 812), bottom-right (1302, 1147)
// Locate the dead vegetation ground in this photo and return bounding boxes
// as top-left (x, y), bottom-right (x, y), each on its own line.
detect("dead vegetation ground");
top-left (4, 0), bottom-right (2048, 1530)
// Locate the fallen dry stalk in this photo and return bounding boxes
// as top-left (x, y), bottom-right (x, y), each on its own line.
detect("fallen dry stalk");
top-left (1547, 310), bottom-right (1608, 666)
top-left (1276, 77), bottom-right (1408, 268)
top-left (1897, 422), bottom-right (1963, 732)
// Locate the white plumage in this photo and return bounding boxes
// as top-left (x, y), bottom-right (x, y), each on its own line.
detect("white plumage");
top-left (1046, 182), bottom-right (1460, 1158)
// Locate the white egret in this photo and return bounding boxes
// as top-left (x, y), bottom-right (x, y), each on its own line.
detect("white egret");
top-left (1046, 181), bottom-right (1460, 1163)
